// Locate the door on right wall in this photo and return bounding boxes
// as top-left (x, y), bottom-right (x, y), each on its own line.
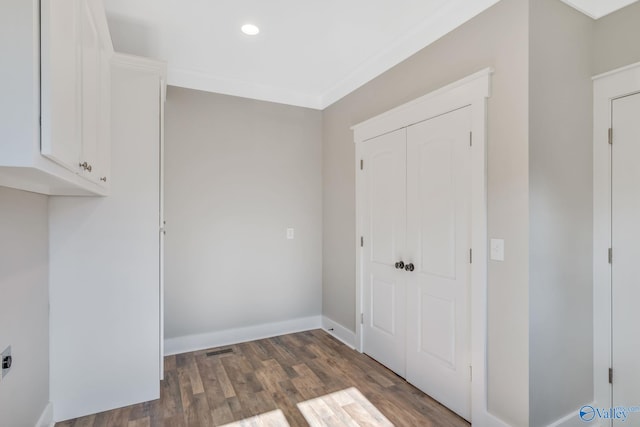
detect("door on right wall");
top-left (611, 91), bottom-right (640, 425)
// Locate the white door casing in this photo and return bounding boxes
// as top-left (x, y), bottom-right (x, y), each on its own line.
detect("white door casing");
top-left (405, 107), bottom-right (472, 420)
top-left (353, 68), bottom-right (493, 425)
top-left (593, 62), bottom-right (640, 419)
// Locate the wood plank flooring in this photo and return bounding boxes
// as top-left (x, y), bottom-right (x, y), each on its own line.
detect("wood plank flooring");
top-left (56, 330), bottom-right (470, 427)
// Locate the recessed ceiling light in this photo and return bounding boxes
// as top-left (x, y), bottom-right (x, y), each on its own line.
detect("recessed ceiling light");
top-left (241, 24), bottom-right (260, 36)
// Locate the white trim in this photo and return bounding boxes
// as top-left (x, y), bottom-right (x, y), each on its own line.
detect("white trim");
top-left (112, 53), bottom-right (167, 79)
top-left (351, 68), bottom-right (493, 142)
top-left (168, 67), bottom-right (324, 110)
top-left (164, 316), bottom-right (322, 356)
top-left (593, 61), bottom-right (640, 417)
top-left (321, 316), bottom-right (356, 349)
top-left (320, 1), bottom-right (500, 109)
top-left (560, 0), bottom-right (638, 20)
top-left (35, 402), bottom-right (54, 427)
top-left (353, 69), bottom-right (492, 425)
top-left (592, 60), bottom-right (640, 81)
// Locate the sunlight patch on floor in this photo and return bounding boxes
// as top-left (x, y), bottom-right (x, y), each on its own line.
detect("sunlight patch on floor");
top-left (297, 387), bottom-right (394, 426)
top-left (219, 409), bottom-right (289, 427)
top-left (219, 388), bottom-right (393, 426)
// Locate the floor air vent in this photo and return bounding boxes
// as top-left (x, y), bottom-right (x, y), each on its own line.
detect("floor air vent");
top-left (206, 348), bottom-right (234, 357)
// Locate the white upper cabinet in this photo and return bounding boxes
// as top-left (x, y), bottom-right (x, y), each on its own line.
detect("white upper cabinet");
top-left (0, 0), bottom-right (113, 195)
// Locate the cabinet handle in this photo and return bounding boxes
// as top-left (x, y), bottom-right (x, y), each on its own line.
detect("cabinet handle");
top-left (78, 162), bottom-right (93, 172)
top-left (100, 177), bottom-right (107, 182)
top-left (394, 261), bottom-right (405, 269)
top-left (404, 263), bottom-right (415, 272)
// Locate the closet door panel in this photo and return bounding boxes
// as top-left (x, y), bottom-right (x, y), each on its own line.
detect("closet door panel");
top-left (405, 107), bottom-right (472, 421)
top-left (361, 128), bottom-right (407, 377)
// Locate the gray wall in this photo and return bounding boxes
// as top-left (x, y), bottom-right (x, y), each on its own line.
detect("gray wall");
top-left (528, 1), bottom-right (594, 425)
top-left (593, 1), bottom-right (640, 75)
top-left (322, 0), bottom-right (530, 425)
top-left (164, 87), bottom-right (323, 339)
top-left (0, 187), bottom-right (49, 427)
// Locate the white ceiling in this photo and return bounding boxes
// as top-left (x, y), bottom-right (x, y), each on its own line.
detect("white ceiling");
top-left (104, 0), bottom-right (638, 110)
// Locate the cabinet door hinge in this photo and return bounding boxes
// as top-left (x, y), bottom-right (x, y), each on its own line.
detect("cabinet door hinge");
top-left (469, 248), bottom-right (473, 264)
top-left (608, 128), bottom-right (613, 145)
top-left (361, 236), bottom-right (364, 247)
top-left (360, 159), bottom-right (364, 170)
top-left (609, 368), bottom-right (613, 384)
top-left (608, 248), bottom-right (613, 264)
top-left (360, 313), bottom-right (364, 324)
top-left (469, 131), bottom-right (473, 147)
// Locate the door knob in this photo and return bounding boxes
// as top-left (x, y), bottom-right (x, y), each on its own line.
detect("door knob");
top-left (395, 261), bottom-right (405, 269)
top-left (404, 263), bottom-right (415, 272)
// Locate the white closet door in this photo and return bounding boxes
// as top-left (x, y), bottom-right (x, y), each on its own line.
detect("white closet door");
top-left (405, 107), bottom-right (472, 420)
top-left (612, 92), bottom-right (640, 424)
top-left (362, 128), bottom-right (408, 377)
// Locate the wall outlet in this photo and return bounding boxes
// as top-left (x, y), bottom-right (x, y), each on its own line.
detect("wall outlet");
top-left (286, 228), bottom-right (295, 240)
top-left (1, 346), bottom-right (12, 379)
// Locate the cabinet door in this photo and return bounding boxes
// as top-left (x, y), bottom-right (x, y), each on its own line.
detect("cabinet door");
top-left (79, 0), bottom-right (110, 187)
top-left (40, 0), bottom-right (82, 172)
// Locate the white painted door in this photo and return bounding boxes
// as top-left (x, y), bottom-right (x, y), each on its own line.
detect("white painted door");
top-left (405, 107), bottom-right (472, 421)
top-left (362, 128), bottom-right (408, 377)
top-left (611, 92), bottom-right (640, 424)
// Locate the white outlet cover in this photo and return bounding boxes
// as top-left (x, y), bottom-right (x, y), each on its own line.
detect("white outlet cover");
top-left (286, 228), bottom-right (295, 240)
top-left (490, 238), bottom-right (505, 261)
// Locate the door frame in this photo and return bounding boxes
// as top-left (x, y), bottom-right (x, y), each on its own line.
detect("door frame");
top-left (593, 61), bottom-right (640, 413)
top-left (352, 68), bottom-right (492, 424)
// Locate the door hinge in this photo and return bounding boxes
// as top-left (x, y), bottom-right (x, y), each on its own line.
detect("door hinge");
top-left (608, 127), bottom-right (613, 145)
top-left (470, 365), bottom-right (473, 381)
top-left (360, 159), bottom-right (364, 170)
top-left (608, 248), bottom-right (613, 264)
top-left (469, 131), bottom-right (473, 147)
top-left (361, 236), bottom-right (364, 247)
top-left (360, 313), bottom-right (364, 324)
top-left (609, 367), bottom-right (613, 384)
top-left (469, 248), bottom-right (473, 264)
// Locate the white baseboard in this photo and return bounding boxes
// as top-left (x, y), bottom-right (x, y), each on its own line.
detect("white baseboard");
top-left (321, 316), bottom-right (356, 349)
top-left (35, 402), bottom-right (54, 427)
top-left (473, 409), bottom-right (513, 427)
top-left (164, 315), bottom-right (322, 356)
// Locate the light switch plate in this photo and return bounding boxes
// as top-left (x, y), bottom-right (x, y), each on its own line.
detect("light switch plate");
top-left (490, 239), bottom-right (505, 261)
top-left (286, 228), bottom-right (294, 240)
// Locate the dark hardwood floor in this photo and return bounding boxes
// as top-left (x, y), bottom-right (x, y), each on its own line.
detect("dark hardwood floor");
top-left (56, 329), bottom-right (470, 427)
